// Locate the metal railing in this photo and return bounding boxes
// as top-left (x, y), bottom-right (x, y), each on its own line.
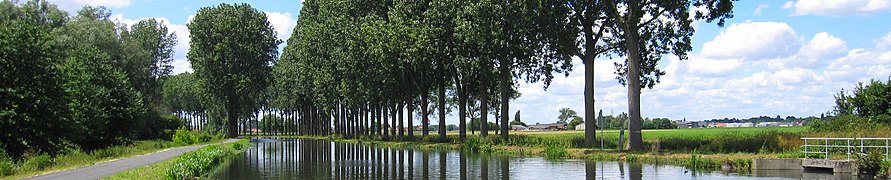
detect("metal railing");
top-left (801, 137), bottom-right (891, 160)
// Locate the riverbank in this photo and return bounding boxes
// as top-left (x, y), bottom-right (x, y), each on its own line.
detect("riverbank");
top-left (287, 134), bottom-right (794, 173)
top-left (102, 139), bottom-right (249, 180)
top-left (1, 140), bottom-right (180, 180)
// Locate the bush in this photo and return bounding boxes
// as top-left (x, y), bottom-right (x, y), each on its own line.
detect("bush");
top-left (165, 140), bottom-right (249, 179)
top-left (0, 148), bottom-right (13, 176)
top-left (21, 154), bottom-right (52, 172)
top-left (544, 144), bottom-right (569, 159)
top-left (0, 158), bottom-right (12, 176)
top-left (880, 160), bottom-right (891, 177)
top-left (172, 127), bottom-right (197, 145)
top-left (856, 150), bottom-right (884, 175)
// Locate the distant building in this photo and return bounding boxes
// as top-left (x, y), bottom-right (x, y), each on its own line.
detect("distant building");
top-left (511, 125), bottom-right (529, 131)
top-left (675, 120), bottom-right (688, 128)
top-left (528, 122), bottom-right (567, 131)
top-left (725, 122), bottom-right (754, 128)
top-left (575, 124), bottom-right (585, 130)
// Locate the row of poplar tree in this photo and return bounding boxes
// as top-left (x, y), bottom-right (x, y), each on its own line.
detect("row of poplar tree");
top-left (174, 0), bottom-right (736, 151)
top-left (2, 0), bottom-right (738, 159)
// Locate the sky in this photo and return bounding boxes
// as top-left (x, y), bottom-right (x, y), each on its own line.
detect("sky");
top-left (47, 0), bottom-right (891, 125)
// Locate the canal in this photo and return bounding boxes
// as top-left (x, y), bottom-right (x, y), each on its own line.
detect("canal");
top-left (212, 138), bottom-right (849, 179)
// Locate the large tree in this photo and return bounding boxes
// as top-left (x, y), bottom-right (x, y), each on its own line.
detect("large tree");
top-left (0, 0), bottom-right (72, 158)
top-left (603, 0), bottom-right (735, 150)
top-left (188, 3), bottom-right (280, 138)
top-left (121, 18), bottom-right (177, 109)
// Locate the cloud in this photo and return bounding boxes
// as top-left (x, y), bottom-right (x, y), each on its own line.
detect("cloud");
top-left (699, 21), bottom-right (800, 60)
top-left (785, 0), bottom-right (891, 16)
top-left (507, 26), bottom-right (891, 124)
top-left (47, 0), bottom-right (131, 13)
top-left (753, 3), bottom-right (769, 16)
top-left (264, 11), bottom-right (298, 43)
top-left (768, 32), bottom-right (848, 69)
top-left (877, 32), bottom-right (891, 50)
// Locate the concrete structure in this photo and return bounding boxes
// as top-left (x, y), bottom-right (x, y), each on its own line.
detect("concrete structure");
top-left (752, 158), bottom-right (803, 170)
top-left (574, 124), bottom-right (585, 130)
top-left (802, 159), bottom-right (854, 173)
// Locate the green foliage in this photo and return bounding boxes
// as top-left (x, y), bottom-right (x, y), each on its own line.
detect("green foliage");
top-left (855, 150), bottom-right (884, 175)
top-left (1, 0), bottom-right (73, 158)
top-left (819, 78), bottom-right (891, 132)
top-left (544, 143), bottom-right (569, 160)
top-left (21, 154), bottom-right (52, 172)
top-left (557, 108), bottom-right (578, 123)
top-left (188, 3), bottom-right (279, 138)
top-left (880, 160), bottom-right (891, 177)
top-left (165, 139), bottom-right (249, 179)
top-left (568, 116), bottom-right (584, 129)
top-left (260, 114), bottom-right (285, 134)
top-left (642, 118), bottom-right (675, 129)
top-left (172, 127), bottom-right (197, 146)
top-left (60, 45), bottom-right (145, 151)
top-left (0, 147), bottom-right (12, 176)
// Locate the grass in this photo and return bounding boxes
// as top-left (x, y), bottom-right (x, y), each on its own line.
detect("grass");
top-left (1, 130), bottom-right (226, 180)
top-left (1, 140), bottom-right (178, 180)
top-left (103, 139), bottom-right (250, 180)
top-left (278, 127), bottom-right (818, 172)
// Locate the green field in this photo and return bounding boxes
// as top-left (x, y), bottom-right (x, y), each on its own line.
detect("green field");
top-left (420, 126), bottom-right (809, 154)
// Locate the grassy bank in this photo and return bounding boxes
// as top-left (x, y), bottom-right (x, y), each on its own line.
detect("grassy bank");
top-left (103, 139), bottom-right (250, 180)
top-left (284, 127), bottom-right (811, 172)
top-left (0, 129), bottom-right (224, 180)
top-left (0, 140), bottom-right (179, 180)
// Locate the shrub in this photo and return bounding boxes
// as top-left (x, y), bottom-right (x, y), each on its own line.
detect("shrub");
top-left (0, 158), bottom-right (13, 176)
top-left (544, 143), bottom-right (569, 160)
top-left (856, 150), bottom-right (883, 175)
top-left (22, 154), bottom-right (52, 172)
top-left (165, 140), bottom-right (249, 179)
top-left (880, 160), bottom-right (891, 177)
top-left (0, 148), bottom-right (13, 176)
top-left (172, 127), bottom-right (197, 145)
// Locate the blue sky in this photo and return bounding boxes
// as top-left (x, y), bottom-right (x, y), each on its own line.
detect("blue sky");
top-left (48, 0), bottom-right (891, 125)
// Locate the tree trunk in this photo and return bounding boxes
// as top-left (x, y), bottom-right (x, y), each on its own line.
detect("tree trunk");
top-left (407, 96), bottom-right (414, 138)
top-left (438, 72), bottom-right (447, 141)
top-left (398, 101), bottom-right (404, 137)
top-left (226, 96), bottom-right (239, 138)
top-left (583, 18), bottom-right (597, 148)
top-left (390, 100), bottom-right (397, 138)
top-left (458, 89), bottom-right (467, 141)
top-left (498, 60), bottom-right (509, 141)
top-left (383, 101), bottom-right (389, 139)
top-left (623, 6), bottom-right (644, 151)
top-left (479, 70), bottom-right (489, 137)
top-left (421, 92), bottom-right (430, 136)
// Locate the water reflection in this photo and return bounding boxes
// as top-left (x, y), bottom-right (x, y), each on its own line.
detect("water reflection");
top-left (215, 138), bottom-right (825, 179)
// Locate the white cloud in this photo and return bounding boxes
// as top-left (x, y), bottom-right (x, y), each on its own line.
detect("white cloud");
top-left (877, 32), bottom-right (891, 50)
top-left (264, 11), bottom-right (298, 43)
top-left (699, 21), bottom-right (800, 60)
top-left (768, 32), bottom-right (848, 69)
top-left (800, 32), bottom-right (848, 59)
top-left (47, 0), bottom-right (132, 13)
top-left (786, 0), bottom-right (891, 16)
top-left (753, 3), bottom-right (770, 16)
top-left (505, 25), bottom-right (891, 124)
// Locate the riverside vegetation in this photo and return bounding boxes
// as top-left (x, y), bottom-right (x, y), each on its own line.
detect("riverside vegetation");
top-left (103, 139), bottom-right (250, 180)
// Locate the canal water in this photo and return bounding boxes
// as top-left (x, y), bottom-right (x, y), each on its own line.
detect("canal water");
top-left (212, 138), bottom-right (850, 179)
